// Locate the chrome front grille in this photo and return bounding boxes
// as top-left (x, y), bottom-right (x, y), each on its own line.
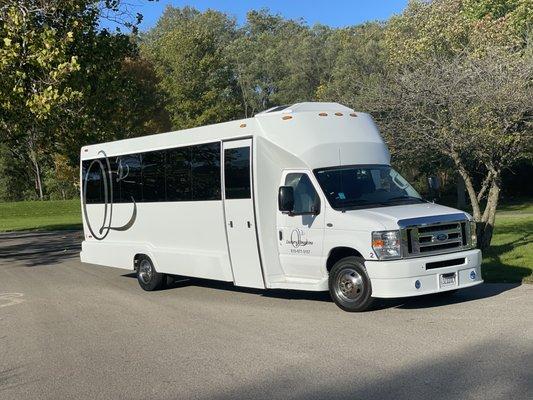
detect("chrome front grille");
top-left (399, 213), bottom-right (473, 258)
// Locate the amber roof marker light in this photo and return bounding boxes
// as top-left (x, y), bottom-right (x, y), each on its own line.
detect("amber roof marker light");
top-left (282, 115), bottom-right (293, 120)
top-left (239, 123), bottom-right (247, 128)
top-left (335, 112), bottom-right (343, 116)
top-left (350, 112), bottom-right (357, 117)
top-left (318, 112), bottom-right (328, 117)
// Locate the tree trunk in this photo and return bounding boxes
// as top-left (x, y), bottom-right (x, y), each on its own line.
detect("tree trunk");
top-left (449, 151), bottom-right (481, 220)
top-left (456, 175), bottom-right (466, 210)
top-left (28, 138), bottom-right (44, 200)
top-left (478, 178), bottom-right (500, 250)
top-left (32, 154), bottom-right (44, 200)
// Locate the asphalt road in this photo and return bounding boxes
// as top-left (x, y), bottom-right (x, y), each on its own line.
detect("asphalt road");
top-left (0, 230), bottom-right (532, 400)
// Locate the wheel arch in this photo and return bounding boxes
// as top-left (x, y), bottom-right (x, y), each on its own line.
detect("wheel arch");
top-left (326, 247), bottom-right (364, 272)
top-left (133, 251), bottom-right (157, 272)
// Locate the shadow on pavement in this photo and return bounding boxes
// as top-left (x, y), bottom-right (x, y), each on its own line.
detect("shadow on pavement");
top-left (122, 272), bottom-right (519, 311)
top-left (0, 230), bottom-right (82, 267)
top-left (209, 339), bottom-right (532, 400)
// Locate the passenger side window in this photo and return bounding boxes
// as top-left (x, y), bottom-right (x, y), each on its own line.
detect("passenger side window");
top-left (191, 143), bottom-right (221, 201)
top-left (142, 151), bottom-right (166, 202)
top-left (284, 173), bottom-right (320, 214)
top-left (224, 147), bottom-right (251, 199)
top-left (117, 154), bottom-right (142, 202)
top-left (82, 160), bottom-right (103, 204)
top-left (108, 157), bottom-right (122, 203)
top-left (166, 147), bottom-right (192, 201)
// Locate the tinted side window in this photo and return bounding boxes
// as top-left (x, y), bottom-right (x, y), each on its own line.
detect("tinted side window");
top-left (82, 159), bottom-right (103, 204)
top-left (142, 151), bottom-right (166, 202)
top-left (117, 154), bottom-right (142, 202)
top-left (166, 147), bottom-right (191, 201)
top-left (191, 143), bottom-right (221, 201)
top-left (284, 173), bottom-right (320, 214)
top-left (107, 157), bottom-right (121, 203)
top-left (224, 147), bottom-right (251, 199)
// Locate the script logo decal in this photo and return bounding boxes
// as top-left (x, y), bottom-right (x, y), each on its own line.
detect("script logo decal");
top-left (82, 150), bottom-right (137, 241)
top-left (287, 228), bottom-right (313, 248)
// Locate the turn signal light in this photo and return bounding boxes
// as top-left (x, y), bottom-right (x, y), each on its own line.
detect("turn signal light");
top-left (372, 239), bottom-right (385, 247)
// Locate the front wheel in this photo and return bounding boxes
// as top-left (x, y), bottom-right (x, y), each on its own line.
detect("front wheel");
top-left (329, 257), bottom-right (374, 312)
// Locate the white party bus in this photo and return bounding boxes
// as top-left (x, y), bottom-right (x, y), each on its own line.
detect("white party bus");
top-left (80, 102), bottom-right (482, 311)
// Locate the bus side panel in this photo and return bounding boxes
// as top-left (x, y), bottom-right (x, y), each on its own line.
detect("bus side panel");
top-left (80, 201), bottom-right (233, 282)
top-left (254, 136), bottom-right (309, 285)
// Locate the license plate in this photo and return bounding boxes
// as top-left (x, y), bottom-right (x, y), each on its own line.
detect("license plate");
top-left (440, 272), bottom-right (457, 288)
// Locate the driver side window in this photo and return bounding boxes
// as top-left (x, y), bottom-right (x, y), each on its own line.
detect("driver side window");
top-left (285, 173), bottom-right (320, 215)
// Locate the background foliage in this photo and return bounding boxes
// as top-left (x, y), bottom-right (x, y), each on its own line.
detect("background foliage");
top-left (1, 0), bottom-right (532, 247)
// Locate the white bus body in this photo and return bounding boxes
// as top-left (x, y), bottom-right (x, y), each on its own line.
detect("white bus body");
top-left (80, 102), bottom-right (482, 311)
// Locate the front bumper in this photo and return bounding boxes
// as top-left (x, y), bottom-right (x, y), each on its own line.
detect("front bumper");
top-left (365, 249), bottom-right (482, 298)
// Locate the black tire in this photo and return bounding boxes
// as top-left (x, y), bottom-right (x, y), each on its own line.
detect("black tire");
top-left (328, 256), bottom-right (374, 312)
top-left (136, 255), bottom-right (165, 291)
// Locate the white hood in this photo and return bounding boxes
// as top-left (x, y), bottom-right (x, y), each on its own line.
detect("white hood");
top-left (338, 202), bottom-right (469, 231)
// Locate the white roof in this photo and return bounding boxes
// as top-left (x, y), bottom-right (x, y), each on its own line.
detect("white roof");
top-left (256, 102), bottom-right (354, 116)
top-left (81, 102), bottom-right (390, 168)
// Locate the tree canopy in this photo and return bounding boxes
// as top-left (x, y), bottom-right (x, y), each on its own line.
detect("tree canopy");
top-left (1, 0), bottom-right (531, 248)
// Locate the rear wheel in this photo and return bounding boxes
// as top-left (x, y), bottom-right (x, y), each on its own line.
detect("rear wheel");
top-left (136, 256), bottom-right (165, 291)
top-left (329, 256), bottom-right (374, 312)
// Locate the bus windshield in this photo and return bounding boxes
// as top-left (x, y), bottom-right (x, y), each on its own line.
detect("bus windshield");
top-left (314, 165), bottom-right (424, 210)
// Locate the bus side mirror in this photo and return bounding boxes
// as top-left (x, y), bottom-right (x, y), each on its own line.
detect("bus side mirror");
top-left (278, 186), bottom-right (294, 213)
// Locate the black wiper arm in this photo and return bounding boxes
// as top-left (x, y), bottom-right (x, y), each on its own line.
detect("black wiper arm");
top-left (386, 196), bottom-right (426, 203)
top-left (338, 200), bottom-right (388, 212)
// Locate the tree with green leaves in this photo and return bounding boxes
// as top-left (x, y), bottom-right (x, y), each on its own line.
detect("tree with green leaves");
top-left (229, 10), bottom-right (331, 116)
top-left (0, 0), bottom-right (168, 200)
top-left (0, 0), bottom-right (84, 199)
top-left (362, 0), bottom-right (533, 248)
top-left (141, 6), bottom-right (241, 129)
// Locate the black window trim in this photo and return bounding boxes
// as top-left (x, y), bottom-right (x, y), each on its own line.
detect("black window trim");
top-left (82, 141), bottom-right (222, 204)
top-left (313, 163), bottom-right (415, 211)
top-left (224, 146), bottom-right (252, 200)
top-left (283, 171), bottom-right (321, 217)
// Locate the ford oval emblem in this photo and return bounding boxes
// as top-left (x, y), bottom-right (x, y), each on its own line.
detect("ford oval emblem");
top-left (436, 233), bottom-right (448, 241)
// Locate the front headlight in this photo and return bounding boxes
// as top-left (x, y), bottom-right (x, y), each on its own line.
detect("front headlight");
top-left (469, 220), bottom-right (477, 248)
top-left (372, 230), bottom-right (401, 260)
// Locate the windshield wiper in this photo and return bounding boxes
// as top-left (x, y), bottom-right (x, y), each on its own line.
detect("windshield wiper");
top-left (386, 196), bottom-right (426, 203)
top-left (338, 199), bottom-right (388, 212)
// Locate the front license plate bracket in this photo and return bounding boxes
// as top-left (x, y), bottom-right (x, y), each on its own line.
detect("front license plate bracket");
top-left (440, 272), bottom-right (457, 288)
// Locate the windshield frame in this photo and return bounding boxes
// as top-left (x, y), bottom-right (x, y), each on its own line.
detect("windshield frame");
top-left (313, 164), bottom-right (425, 211)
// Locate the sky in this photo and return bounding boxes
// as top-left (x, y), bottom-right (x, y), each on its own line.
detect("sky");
top-left (101, 0), bottom-right (408, 32)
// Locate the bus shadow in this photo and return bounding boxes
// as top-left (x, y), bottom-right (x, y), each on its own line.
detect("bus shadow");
top-left (121, 272), bottom-right (332, 303)
top-left (121, 273), bottom-right (519, 310)
top-left (376, 282), bottom-right (520, 310)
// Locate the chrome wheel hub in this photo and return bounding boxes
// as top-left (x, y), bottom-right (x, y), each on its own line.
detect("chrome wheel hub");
top-left (138, 260), bottom-right (153, 284)
top-left (335, 268), bottom-right (364, 302)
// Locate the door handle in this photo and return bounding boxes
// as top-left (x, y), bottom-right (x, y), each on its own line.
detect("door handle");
top-left (247, 221), bottom-right (252, 228)
top-left (229, 221), bottom-right (233, 228)
top-left (279, 230), bottom-right (283, 240)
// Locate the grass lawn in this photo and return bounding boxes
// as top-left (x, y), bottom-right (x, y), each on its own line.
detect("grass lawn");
top-left (481, 213), bottom-right (532, 284)
top-left (0, 198), bottom-right (531, 283)
top-left (0, 199), bottom-right (81, 232)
